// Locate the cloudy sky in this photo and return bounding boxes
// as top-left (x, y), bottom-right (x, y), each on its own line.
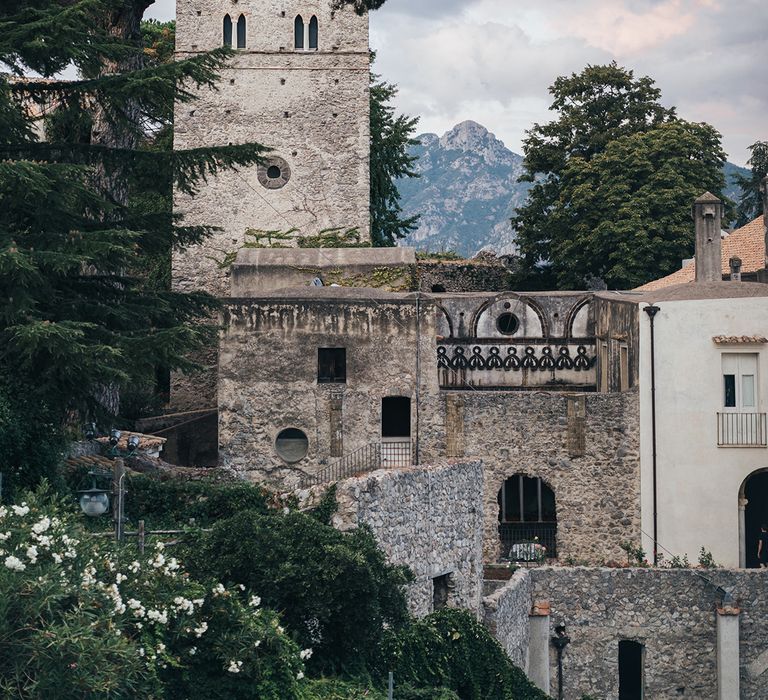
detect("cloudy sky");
top-left (147, 0), bottom-right (766, 165)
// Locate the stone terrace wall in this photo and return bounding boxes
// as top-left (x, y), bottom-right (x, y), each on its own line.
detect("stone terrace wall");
top-left (482, 569), bottom-right (532, 669)
top-left (330, 461), bottom-right (485, 617)
top-left (530, 567), bottom-right (768, 700)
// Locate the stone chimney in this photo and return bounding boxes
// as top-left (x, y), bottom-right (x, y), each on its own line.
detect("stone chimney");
top-left (693, 192), bottom-right (724, 283)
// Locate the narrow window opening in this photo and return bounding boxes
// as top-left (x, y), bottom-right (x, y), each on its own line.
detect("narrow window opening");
top-left (600, 342), bottom-right (609, 393)
top-left (294, 15), bottom-right (305, 49)
top-left (382, 397), bottom-right (411, 438)
top-left (431, 284), bottom-right (446, 293)
top-left (236, 14), bottom-right (246, 48)
top-left (223, 14), bottom-right (233, 47)
top-left (309, 15), bottom-right (319, 49)
top-left (432, 574), bottom-right (451, 611)
top-left (619, 640), bottom-right (644, 700)
top-left (620, 344), bottom-right (629, 392)
top-left (318, 348), bottom-right (346, 384)
top-left (724, 375), bottom-right (736, 407)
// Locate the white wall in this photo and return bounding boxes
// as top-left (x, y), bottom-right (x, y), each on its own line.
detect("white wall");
top-left (639, 297), bottom-right (768, 567)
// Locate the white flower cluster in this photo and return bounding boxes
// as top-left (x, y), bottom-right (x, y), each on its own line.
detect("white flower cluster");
top-left (4, 555), bottom-right (25, 572)
top-left (193, 621), bottom-right (208, 638)
top-left (299, 648), bottom-right (313, 660)
top-left (227, 660), bottom-right (243, 674)
top-left (147, 608), bottom-right (169, 625)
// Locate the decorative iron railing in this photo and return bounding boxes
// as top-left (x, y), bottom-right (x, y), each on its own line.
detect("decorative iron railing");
top-left (300, 441), bottom-right (412, 488)
top-left (499, 522), bottom-right (557, 560)
top-left (717, 413), bottom-right (767, 447)
top-left (438, 341), bottom-right (597, 390)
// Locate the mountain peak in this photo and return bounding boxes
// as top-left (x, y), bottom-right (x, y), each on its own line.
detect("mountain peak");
top-left (439, 120), bottom-right (497, 152)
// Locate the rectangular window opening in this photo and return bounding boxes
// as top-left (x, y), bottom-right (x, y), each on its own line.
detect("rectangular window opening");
top-left (620, 345), bottom-right (629, 392)
top-left (432, 573), bottom-right (451, 611)
top-left (382, 396), bottom-right (411, 438)
top-left (318, 348), bottom-right (346, 384)
top-left (619, 640), bottom-right (644, 700)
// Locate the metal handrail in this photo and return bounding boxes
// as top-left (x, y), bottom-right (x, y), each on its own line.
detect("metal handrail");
top-left (300, 441), bottom-right (412, 488)
top-left (717, 412), bottom-right (767, 447)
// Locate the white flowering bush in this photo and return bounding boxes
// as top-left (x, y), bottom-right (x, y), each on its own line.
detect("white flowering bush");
top-left (0, 489), bottom-right (308, 699)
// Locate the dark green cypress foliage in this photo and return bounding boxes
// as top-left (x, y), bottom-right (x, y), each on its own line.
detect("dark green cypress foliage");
top-left (0, 0), bottom-right (266, 427)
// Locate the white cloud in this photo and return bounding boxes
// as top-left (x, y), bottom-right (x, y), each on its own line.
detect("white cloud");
top-left (146, 0), bottom-right (766, 165)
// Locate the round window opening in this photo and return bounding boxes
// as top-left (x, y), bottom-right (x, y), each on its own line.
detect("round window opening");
top-left (497, 312), bottom-right (520, 335)
top-left (275, 428), bottom-right (308, 463)
top-left (258, 156), bottom-right (291, 190)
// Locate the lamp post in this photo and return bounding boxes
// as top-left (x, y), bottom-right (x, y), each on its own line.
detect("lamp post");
top-left (77, 427), bottom-right (140, 542)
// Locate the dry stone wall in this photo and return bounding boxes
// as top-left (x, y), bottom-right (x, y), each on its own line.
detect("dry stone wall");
top-left (530, 567), bottom-right (768, 700)
top-left (481, 569), bottom-right (532, 669)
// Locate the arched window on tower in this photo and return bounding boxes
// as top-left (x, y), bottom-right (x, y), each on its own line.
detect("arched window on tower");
top-left (309, 16), bottom-right (319, 50)
top-left (294, 15), bottom-right (305, 49)
top-left (223, 14), bottom-right (233, 47)
top-left (236, 14), bottom-right (246, 49)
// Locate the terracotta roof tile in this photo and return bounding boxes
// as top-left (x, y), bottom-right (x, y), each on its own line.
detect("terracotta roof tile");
top-left (637, 217), bottom-right (766, 291)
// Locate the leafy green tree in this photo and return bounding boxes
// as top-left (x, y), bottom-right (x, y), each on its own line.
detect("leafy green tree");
top-left (370, 61), bottom-right (420, 246)
top-left (185, 508), bottom-right (413, 677)
top-left (0, 0), bottom-right (266, 431)
top-left (512, 63), bottom-right (728, 289)
top-left (382, 609), bottom-right (548, 700)
top-left (734, 141), bottom-right (768, 225)
top-left (546, 121), bottom-right (726, 289)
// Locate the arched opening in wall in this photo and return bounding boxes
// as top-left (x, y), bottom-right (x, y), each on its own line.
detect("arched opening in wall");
top-left (223, 14), bottom-right (233, 47)
top-left (308, 16), bottom-right (319, 49)
top-left (497, 475), bottom-right (556, 560)
top-left (618, 640), bottom-right (644, 700)
top-left (236, 14), bottom-right (246, 48)
top-left (294, 15), bottom-right (305, 49)
top-left (741, 470), bottom-right (768, 568)
top-left (275, 428), bottom-right (309, 463)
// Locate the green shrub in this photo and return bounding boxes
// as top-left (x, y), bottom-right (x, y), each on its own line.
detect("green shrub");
top-left (382, 609), bottom-right (548, 700)
top-left (303, 678), bottom-right (386, 699)
top-left (0, 487), bottom-right (308, 699)
top-left (184, 509), bottom-right (413, 677)
top-left (123, 475), bottom-right (270, 529)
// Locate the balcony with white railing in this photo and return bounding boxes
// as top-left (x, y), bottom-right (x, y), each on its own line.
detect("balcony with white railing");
top-left (717, 412), bottom-right (767, 447)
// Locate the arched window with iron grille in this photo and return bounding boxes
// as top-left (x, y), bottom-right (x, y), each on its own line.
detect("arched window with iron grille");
top-left (498, 475), bottom-right (557, 560)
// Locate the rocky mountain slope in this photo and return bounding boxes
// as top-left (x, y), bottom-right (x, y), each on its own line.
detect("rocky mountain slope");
top-left (397, 120), bottom-right (749, 257)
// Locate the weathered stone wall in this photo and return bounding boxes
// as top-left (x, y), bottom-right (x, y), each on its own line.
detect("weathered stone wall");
top-left (447, 389), bottom-right (641, 564)
top-left (417, 259), bottom-right (513, 293)
top-left (218, 292), bottom-right (442, 487)
top-left (323, 462), bottom-right (485, 617)
top-left (482, 569), bottom-right (532, 669)
top-left (529, 567), bottom-right (768, 700)
top-left (173, 1), bottom-right (371, 298)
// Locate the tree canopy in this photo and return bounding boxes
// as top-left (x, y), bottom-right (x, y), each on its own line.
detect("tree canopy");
top-left (512, 62), bottom-right (727, 290)
top-left (0, 0), bottom-right (265, 430)
top-left (370, 61), bottom-right (420, 246)
top-left (734, 141), bottom-right (768, 226)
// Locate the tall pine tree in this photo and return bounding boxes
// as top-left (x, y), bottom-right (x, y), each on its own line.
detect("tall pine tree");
top-left (0, 0), bottom-right (266, 429)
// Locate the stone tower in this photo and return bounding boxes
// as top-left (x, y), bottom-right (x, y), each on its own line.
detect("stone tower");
top-left (172, 0), bottom-right (371, 298)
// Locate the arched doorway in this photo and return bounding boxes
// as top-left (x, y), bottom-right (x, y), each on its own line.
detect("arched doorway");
top-left (741, 470), bottom-right (768, 568)
top-left (497, 475), bottom-right (557, 560)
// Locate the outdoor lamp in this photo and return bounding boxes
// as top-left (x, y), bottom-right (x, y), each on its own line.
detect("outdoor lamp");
top-left (84, 422), bottom-right (97, 441)
top-left (78, 487), bottom-right (110, 517)
top-left (109, 429), bottom-right (122, 446)
top-left (127, 435), bottom-right (141, 452)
